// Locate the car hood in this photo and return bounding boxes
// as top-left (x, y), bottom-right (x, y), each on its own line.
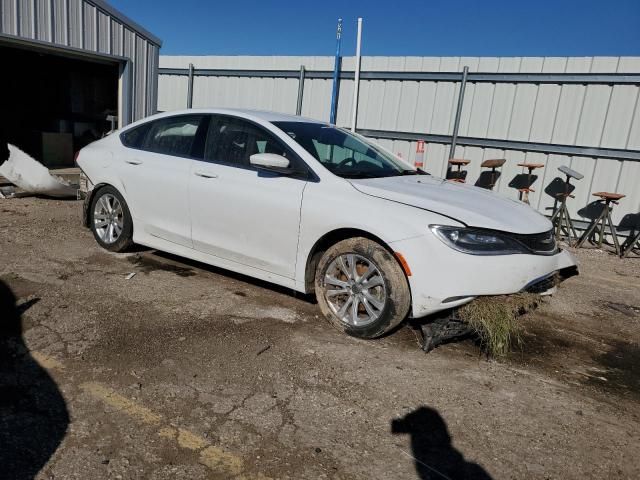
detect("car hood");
top-left (349, 175), bottom-right (552, 234)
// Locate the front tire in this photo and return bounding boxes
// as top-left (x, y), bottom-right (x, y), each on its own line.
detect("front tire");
top-left (89, 186), bottom-right (133, 252)
top-left (315, 237), bottom-right (411, 339)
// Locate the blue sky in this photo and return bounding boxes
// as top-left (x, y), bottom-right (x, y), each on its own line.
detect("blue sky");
top-left (110, 0), bottom-right (640, 56)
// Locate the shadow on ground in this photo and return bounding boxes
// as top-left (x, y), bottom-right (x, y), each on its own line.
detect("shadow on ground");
top-left (588, 340), bottom-right (640, 399)
top-left (0, 279), bottom-right (69, 479)
top-left (129, 250), bottom-right (317, 303)
top-left (392, 406), bottom-right (492, 479)
top-left (516, 313), bottom-right (640, 401)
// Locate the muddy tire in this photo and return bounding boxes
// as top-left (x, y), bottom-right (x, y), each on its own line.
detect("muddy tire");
top-left (89, 186), bottom-right (133, 253)
top-left (315, 237), bottom-right (411, 339)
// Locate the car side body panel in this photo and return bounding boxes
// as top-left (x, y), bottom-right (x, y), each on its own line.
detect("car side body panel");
top-left (188, 158), bottom-right (307, 278)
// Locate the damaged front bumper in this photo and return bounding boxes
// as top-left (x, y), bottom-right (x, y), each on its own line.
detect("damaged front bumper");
top-left (389, 234), bottom-right (579, 319)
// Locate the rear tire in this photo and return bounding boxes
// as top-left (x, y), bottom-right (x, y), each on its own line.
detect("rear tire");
top-left (315, 237), bottom-right (411, 339)
top-left (89, 186), bottom-right (133, 253)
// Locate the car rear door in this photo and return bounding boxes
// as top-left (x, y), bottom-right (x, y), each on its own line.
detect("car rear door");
top-left (189, 115), bottom-right (308, 278)
top-left (120, 114), bottom-right (206, 248)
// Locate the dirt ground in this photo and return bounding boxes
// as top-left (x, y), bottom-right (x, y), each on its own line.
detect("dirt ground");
top-left (1, 197), bottom-right (639, 480)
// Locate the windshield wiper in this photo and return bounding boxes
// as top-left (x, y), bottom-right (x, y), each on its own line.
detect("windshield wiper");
top-left (400, 168), bottom-right (429, 176)
top-left (338, 171), bottom-right (385, 179)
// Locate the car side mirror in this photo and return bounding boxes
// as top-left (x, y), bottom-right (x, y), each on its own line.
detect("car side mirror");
top-left (250, 153), bottom-right (290, 170)
top-left (250, 153), bottom-right (305, 177)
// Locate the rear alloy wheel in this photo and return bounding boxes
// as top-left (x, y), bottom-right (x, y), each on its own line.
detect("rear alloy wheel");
top-left (315, 237), bottom-right (411, 339)
top-left (89, 186), bottom-right (133, 252)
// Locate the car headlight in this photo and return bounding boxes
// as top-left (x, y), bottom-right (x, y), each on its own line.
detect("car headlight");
top-left (430, 225), bottom-right (531, 255)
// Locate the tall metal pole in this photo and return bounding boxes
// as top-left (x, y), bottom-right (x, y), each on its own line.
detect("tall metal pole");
top-left (187, 63), bottom-right (194, 109)
top-left (329, 18), bottom-right (343, 124)
top-left (449, 65), bottom-right (469, 159)
top-left (350, 17), bottom-right (363, 132)
top-left (296, 65), bottom-right (306, 115)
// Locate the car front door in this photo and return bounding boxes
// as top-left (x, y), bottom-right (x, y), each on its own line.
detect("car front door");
top-left (120, 114), bottom-right (205, 248)
top-left (189, 115), bottom-right (308, 278)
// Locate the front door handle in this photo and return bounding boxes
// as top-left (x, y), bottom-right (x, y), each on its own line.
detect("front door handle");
top-left (125, 159), bottom-right (143, 165)
top-left (194, 171), bottom-right (218, 179)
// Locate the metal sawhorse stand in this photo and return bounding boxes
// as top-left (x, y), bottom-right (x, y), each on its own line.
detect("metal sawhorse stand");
top-left (516, 162), bottom-right (544, 204)
top-left (622, 230), bottom-right (640, 258)
top-left (576, 192), bottom-right (625, 256)
top-left (480, 158), bottom-right (506, 190)
top-left (551, 165), bottom-right (583, 245)
top-left (448, 158), bottom-right (470, 183)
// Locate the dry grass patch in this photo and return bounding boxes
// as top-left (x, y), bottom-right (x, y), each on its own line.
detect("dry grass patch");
top-left (458, 293), bottom-right (540, 357)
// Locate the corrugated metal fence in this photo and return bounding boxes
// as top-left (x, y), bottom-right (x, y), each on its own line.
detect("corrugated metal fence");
top-left (158, 55), bottom-right (640, 227)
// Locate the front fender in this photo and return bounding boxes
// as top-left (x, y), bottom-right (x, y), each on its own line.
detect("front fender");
top-left (294, 181), bottom-right (464, 291)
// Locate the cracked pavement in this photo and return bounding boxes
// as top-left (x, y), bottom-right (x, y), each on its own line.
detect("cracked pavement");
top-left (1, 197), bottom-right (639, 479)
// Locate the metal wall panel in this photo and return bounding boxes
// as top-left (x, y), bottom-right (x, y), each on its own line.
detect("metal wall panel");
top-left (35, 0), bottom-right (51, 42)
top-left (1, 0), bottom-right (161, 122)
top-left (97, 9), bottom-right (109, 53)
top-left (158, 55), bottom-right (640, 223)
top-left (53, 0), bottom-right (66, 44)
top-left (82, 0), bottom-right (95, 50)
top-left (67, 0), bottom-right (81, 48)
top-left (110, 17), bottom-right (121, 56)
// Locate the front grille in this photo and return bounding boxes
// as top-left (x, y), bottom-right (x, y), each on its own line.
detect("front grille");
top-left (510, 229), bottom-right (557, 254)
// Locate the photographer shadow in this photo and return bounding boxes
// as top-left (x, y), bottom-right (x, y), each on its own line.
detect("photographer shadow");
top-left (0, 279), bottom-right (69, 479)
top-left (392, 406), bottom-right (492, 480)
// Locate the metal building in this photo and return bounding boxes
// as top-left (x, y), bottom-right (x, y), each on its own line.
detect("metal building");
top-left (0, 0), bottom-right (161, 167)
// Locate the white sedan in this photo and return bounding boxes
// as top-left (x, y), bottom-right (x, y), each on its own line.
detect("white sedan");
top-left (77, 108), bottom-right (577, 339)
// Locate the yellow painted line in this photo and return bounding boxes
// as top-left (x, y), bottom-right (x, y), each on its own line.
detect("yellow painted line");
top-left (81, 382), bottom-right (163, 425)
top-left (200, 445), bottom-right (245, 477)
top-left (81, 381), bottom-right (268, 478)
top-left (31, 353), bottom-right (268, 477)
top-left (31, 351), bottom-right (65, 371)
top-left (177, 428), bottom-right (209, 451)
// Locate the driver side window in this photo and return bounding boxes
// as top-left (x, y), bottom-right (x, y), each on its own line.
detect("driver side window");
top-left (204, 116), bottom-right (290, 168)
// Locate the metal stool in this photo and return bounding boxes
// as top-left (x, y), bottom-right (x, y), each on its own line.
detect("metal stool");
top-left (516, 162), bottom-right (544, 204)
top-left (576, 192), bottom-right (625, 256)
top-left (480, 158), bottom-right (506, 190)
top-left (447, 158), bottom-right (470, 183)
top-left (551, 166), bottom-right (583, 246)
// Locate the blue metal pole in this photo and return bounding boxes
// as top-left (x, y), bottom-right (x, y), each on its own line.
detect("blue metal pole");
top-left (329, 18), bottom-right (343, 124)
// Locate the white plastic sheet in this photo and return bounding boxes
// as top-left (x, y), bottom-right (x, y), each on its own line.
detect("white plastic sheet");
top-left (0, 144), bottom-right (76, 198)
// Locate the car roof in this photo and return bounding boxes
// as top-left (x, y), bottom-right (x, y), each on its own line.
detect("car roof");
top-left (154, 108), bottom-right (326, 125)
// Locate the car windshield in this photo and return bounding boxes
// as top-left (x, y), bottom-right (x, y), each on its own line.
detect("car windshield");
top-left (272, 121), bottom-right (421, 179)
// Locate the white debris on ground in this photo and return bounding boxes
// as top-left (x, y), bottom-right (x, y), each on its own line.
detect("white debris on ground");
top-left (0, 144), bottom-right (76, 198)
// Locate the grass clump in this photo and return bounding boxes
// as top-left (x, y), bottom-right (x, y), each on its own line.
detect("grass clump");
top-left (457, 293), bottom-right (539, 357)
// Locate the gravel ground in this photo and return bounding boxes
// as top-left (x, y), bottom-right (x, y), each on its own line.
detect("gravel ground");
top-left (1, 197), bottom-right (639, 480)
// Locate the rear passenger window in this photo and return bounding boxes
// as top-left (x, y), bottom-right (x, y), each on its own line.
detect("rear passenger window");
top-left (141, 115), bottom-right (203, 157)
top-left (120, 123), bottom-right (150, 148)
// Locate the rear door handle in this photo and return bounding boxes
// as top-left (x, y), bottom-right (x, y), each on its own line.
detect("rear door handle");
top-left (125, 159), bottom-right (143, 165)
top-left (194, 170), bottom-right (218, 179)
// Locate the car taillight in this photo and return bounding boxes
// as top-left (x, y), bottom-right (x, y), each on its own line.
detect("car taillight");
top-left (74, 151), bottom-right (80, 165)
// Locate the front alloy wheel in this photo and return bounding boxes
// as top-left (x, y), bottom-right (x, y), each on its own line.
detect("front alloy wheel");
top-left (315, 237), bottom-right (411, 339)
top-left (323, 254), bottom-right (387, 327)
